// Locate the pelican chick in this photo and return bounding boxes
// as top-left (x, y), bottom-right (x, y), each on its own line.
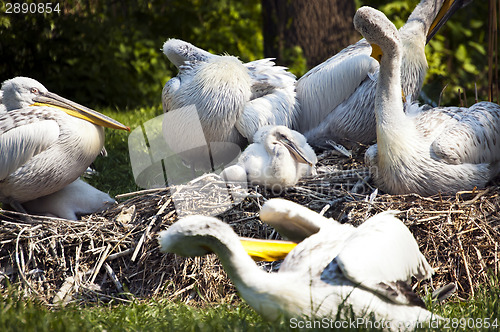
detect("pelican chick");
top-left (221, 125), bottom-right (316, 189)
top-left (298, 0), bottom-right (470, 148)
top-left (159, 198), bottom-right (438, 326)
top-left (22, 178), bottom-right (115, 220)
top-left (0, 77), bottom-right (129, 209)
top-left (354, 7), bottom-right (500, 196)
top-left (162, 39), bottom-right (299, 168)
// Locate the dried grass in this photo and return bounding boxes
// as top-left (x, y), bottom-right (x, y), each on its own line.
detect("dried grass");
top-left (1, 146), bottom-right (499, 306)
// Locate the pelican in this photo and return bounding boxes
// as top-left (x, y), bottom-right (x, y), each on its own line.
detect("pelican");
top-left (0, 77), bottom-right (129, 210)
top-left (0, 90), bottom-right (5, 113)
top-left (21, 178), bottom-right (115, 220)
top-left (161, 39), bottom-right (299, 168)
top-left (159, 198), bottom-right (439, 326)
top-left (354, 6), bottom-right (500, 196)
top-left (298, 0), bottom-right (470, 148)
top-left (221, 125), bottom-right (316, 189)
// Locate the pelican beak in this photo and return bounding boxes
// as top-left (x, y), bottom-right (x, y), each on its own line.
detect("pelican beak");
top-left (427, 0), bottom-right (467, 44)
top-left (31, 91), bottom-right (130, 131)
top-left (239, 238), bottom-right (297, 261)
top-left (370, 43), bottom-right (383, 63)
top-left (279, 137), bottom-right (314, 166)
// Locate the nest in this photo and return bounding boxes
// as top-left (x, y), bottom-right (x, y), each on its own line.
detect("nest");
top-left (1, 146), bottom-right (499, 306)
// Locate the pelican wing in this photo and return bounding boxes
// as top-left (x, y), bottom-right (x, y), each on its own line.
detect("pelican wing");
top-left (330, 210), bottom-right (433, 290)
top-left (259, 198), bottom-right (333, 242)
top-left (236, 91), bottom-right (299, 141)
top-left (428, 102), bottom-right (500, 165)
top-left (0, 116), bottom-right (59, 180)
top-left (161, 60), bottom-right (204, 114)
top-left (296, 39), bottom-right (379, 132)
top-left (161, 76), bottom-right (181, 113)
top-left (235, 59), bottom-right (299, 140)
top-left (245, 59), bottom-right (296, 98)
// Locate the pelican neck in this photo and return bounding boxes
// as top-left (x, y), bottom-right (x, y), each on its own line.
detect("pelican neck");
top-left (210, 232), bottom-right (271, 289)
top-left (374, 43), bottom-right (407, 131)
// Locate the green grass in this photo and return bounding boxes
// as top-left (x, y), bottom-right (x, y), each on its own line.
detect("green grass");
top-left (0, 292), bottom-right (277, 332)
top-left (0, 283), bottom-right (499, 332)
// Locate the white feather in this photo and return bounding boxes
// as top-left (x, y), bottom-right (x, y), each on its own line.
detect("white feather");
top-left (22, 179), bottom-right (115, 220)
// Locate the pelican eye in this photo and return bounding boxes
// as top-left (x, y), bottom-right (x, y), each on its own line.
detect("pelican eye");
top-left (30, 87), bottom-right (39, 94)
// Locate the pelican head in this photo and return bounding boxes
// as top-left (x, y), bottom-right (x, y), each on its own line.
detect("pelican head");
top-left (159, 215), bottom-right (237, 257)
top-left (163, 38), bottom-right (213, 68)
top-left (225, 125), bottom-right (317, 189)
top-left (259, 126), bottom-right (315, 167)
top-left (2, 77), bottom-right (48, 110)
top-left (1, 77), bottom-right (129, 131)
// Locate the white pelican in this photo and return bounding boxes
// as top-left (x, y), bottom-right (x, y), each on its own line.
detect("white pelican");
top-left (159, 198), bottom-right (439, 326)
top-left (298, 0), bottom-right (470, 148)
top-left (354, 6), bottom-right (500, 196)
top-left (221, 125), bottom-right (316, 189)
top-left (22, 178), bottom-right (115, 220)
top-left (0, 90), bottom-right (5, 113)
top-left (161, 39), bottom-right (299, 168)
top-left (0, 77), bottom-right (129, 210)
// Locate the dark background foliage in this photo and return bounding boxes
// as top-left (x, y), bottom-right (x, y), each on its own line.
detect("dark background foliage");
top-left (0, 0), bottom-right (262, 109)
top-left (0, 0), bottom-right (494, 109)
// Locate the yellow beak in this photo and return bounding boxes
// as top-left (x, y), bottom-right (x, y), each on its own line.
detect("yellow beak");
top-left (427, 0), bottom-right (464, 44)
top-left (240, 237), bottom-right (297, 261)
top-left (370, 43), bottom-right (383, 63)
top-left (31, 91), bottom-right (130, 131)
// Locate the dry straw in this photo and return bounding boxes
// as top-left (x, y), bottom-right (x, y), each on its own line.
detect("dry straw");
top-left (0, 146), bottom-right (498, 306)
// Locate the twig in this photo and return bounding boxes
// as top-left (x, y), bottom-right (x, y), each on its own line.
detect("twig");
top-left (15, 227), bottom-right (42, 298)
top-left (104, 263), bottom-right (123, 292)
top-left (422, 210), bottom-right (465, 215)
top-left (474, 246), bottom-right (487, 275)
top-left (170, 283), bottom-right (195, 299)
top-left (79, 285), bottom-right (133, 303)
top-left (462, 188), bottom-right (490, 205)
top-left (457, 236), bottom-right (474, 297)
top-left (89, 244), bottom-right (112, 284)
top-left (115, 187), bottom-right (168, 200)
top-left (107, 248), bottom-right (135, 261)
top-left (495, 242), bottom-right (498, 278)
top-left (74, 243), bottom-right (82, 277)
top-left (438, 84), bottom-right (448, 107)
top-left (131, 198), bottom-right (171, 262)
